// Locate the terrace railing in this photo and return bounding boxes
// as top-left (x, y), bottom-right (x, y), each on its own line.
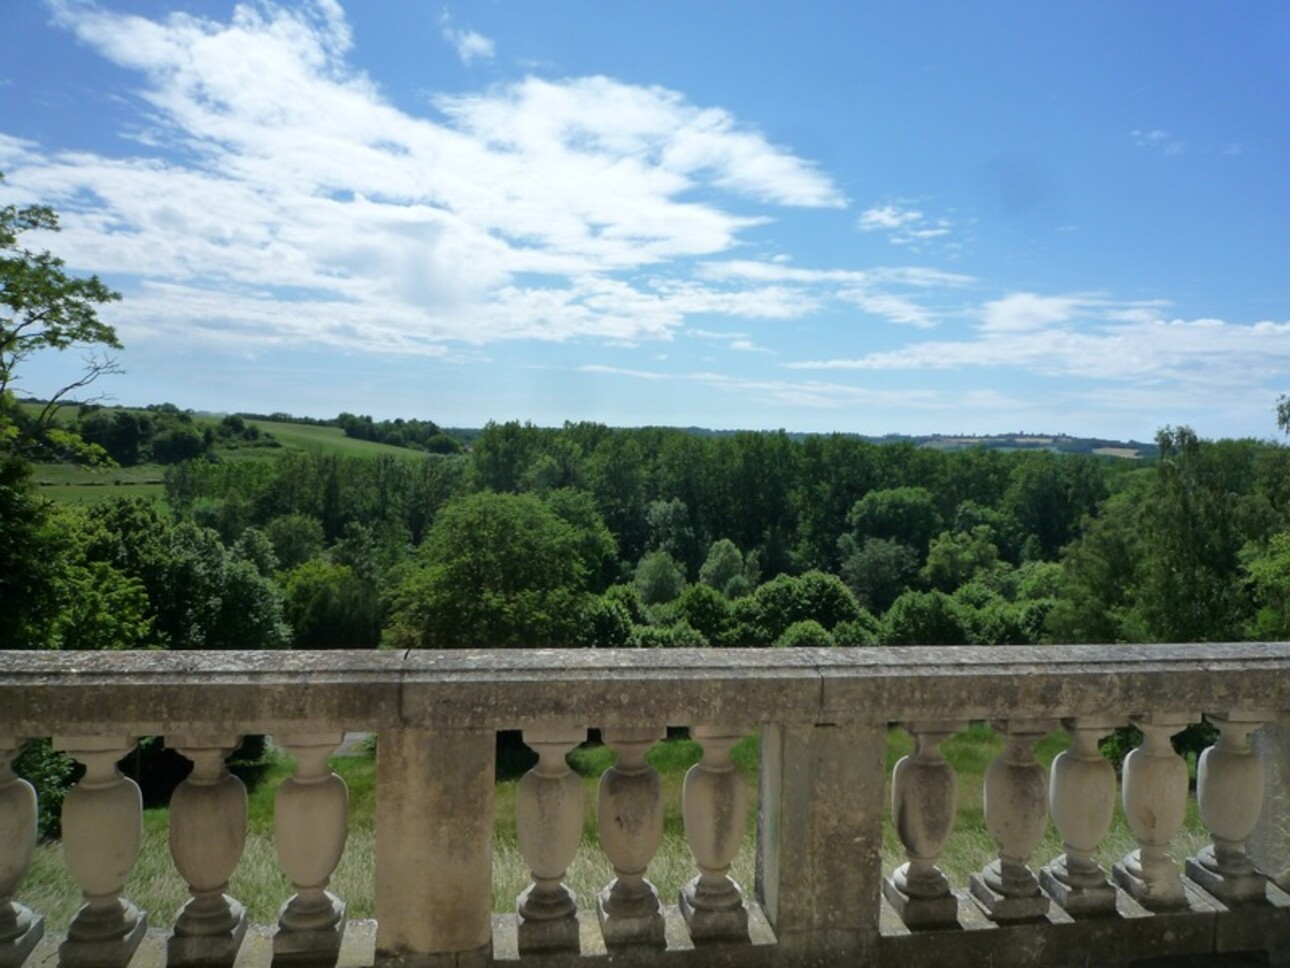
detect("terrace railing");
top-left (3, 645), bottom-right (1290, 967)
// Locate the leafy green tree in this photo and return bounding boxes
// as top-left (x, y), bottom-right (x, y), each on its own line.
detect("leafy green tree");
top-left (634, 549), bottom-right (687, 605)
top-left (883, 590), bottom-right (968, 646)
top-left (282, 558), bottom-right (382, 648)
top-left (1, 174), bottom-right (122, 454)
top-left (699, 538), bottom-right (745, 594)
top-left (921, 526), bottom-right (1003, 592)
top-left (1244, 532), bottom-right (1290, 639)
top-left (265, 514), bottom-right (326, 570)
top-left (832, 612), bottom-right (881, 647)
top-left (743, 571), bottom-right (861, 643)
top-left (775, 620), bottom-right (833, 648)
top-left (645, 498), bottom-right (702, 576)
top-left (544, 488), bottom-right (618, 592)
top-left (1003, 452), bottom-right (1107, 560)
top-left (387, 492), bottom-right (596, 648)
top-left (677, 582), bottom-right (734, 645)
top-left (846, 487), bottom-right (943, 556)
top-left (839, 536), bottom-right (919, 612)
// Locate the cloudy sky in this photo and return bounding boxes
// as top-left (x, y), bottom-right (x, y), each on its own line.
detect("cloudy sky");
top-left (2, 1), bottom-right (1288, 438)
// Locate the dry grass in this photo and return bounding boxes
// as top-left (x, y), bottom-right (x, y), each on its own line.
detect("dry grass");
top-left (19, 728), bottom-right (1212, 930)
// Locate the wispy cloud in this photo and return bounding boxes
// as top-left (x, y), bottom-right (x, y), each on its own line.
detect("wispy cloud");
top-left (1, 1), bottom-right (847, 356)
top-left (1131, 128), bottom-right (1186, 155)
top-left (857, 201), bottom-right (955, 249)
top-left (440, 11), bottom-right (494, 65)
top-left (787, 291), bottom-right (1290, 401)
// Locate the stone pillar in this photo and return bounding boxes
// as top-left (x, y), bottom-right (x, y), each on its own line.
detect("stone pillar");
top-left (1250, 716), bottom-right (1290, 891)
top-left (0, 739), bottom-right (42, 968)
top-left (274, 733), bottom-right (348, 965)
top-left (597, 727), bottom-right (665, 949)
top-left (884, 720), bottom-right (967, 928)
top-left (166, 734), bottom-right (248, 968)
top-left (1113, 712), bottom-right (1195, 910)
top-left (758, 722), bottom-right (886, 964)
top-left (1039, 717), bottom-right (1120, 917)
top-left (374, 728), bottom-right (494, 968)
top-left (53, 735), bottom-right (147, 968)
top-left (970, 719), bottom-right (1053, 922)
top-left (680, 725), bottom-right (751, 944)
top-left (1187, 712), bottom-right (1271, 902)
top-left (516, 727), bottom-right (586, 955)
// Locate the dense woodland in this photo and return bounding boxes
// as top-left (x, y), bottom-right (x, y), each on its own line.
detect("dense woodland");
top-left (8, 418), bottom-right (1290, 658)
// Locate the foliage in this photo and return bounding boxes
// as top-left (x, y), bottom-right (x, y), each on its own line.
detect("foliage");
top-left (740, 570), bottom-right (861, 644)
top-left (839, 536), bottom-right (919, 612)
top-left (883, 589), bottom-right (968, 646)
top-left (846, 486), bottom-right (943, 555)
top-left (281, 558), bottom-right (382, 648)
top-left (775, 619), bottom-right (833, 648)
top-left (1, 175), bottom-right (122, 455)
top-left (634, 549), bottom-right (687, 605)
top-left (386, 491), bottom-right (600, 648)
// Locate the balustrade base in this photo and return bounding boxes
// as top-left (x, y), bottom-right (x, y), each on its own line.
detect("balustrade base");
top-left (167, 901), bottom-right (248, 968)
top-left (516, 913), bottom-right (579, 955)
top-left (59, 911), bottom-right (147, 968)
top-left (968, 870), bottom-right (1050, 923)
top-left (882, 877), bottom-right (959, 930)
top-left (273, 898), bottom-right (346, 966)
top-left (0, 907), bottom-right (43, 968)
top-left (1185, 856), bottom-right (1269, 905)
top-left (596, 886), bottom-right (665, 949)
top-left (678, 879), bottom-right (749, 944)
top-left (1112, 859), bottom-right (1187, 912)
top-left (1038, 863), bottom-right (1118, 918)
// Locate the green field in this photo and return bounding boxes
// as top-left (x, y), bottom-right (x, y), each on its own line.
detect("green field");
top-left (239, 418), bottom-right (418, 458)
top-left (21, 406), bottom-right (423, 503)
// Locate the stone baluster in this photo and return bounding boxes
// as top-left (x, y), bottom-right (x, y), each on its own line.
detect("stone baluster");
top-left (970, 719), bottom-right (1054, 922)
top-left (883, 720), bottom-right (967, 928)
top-left (1113, 712), bottom-right (1195, 910)
top-left (1039, 717), bottom-right (1120, 916)
top-left (274, 733), bottom-right (348, 964)
top-left (680, 725), bottom-right (751, 944)
top-left (1187, 712), bottom-right (1271, 902)
top-left (597, 727), bottom-right (666, 949)
top-left (166, 734), bottom-right (248, 968)
top-left (0, 739), bottom-right (42, 968)
top-left (516, 727), bottom-right (586, 955)
top-left (54, 736), bottom-right (147, 968)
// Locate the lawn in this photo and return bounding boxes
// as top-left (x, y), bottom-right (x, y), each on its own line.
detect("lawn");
top-left (18, 728), bottom-right (1209, 930)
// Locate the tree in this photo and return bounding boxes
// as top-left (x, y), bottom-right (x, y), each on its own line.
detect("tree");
top-left (386, 492), bottom-right (596, 648)
top-left (1, 174), bottom-right (122, 452)
top-left (634, 549), bottom-right (687, 605)
top-left (846, 487), bottom-right (943, 556)
top-left (839, 536), bottom-right (919, 612)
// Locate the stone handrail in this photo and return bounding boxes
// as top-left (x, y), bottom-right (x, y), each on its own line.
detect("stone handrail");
top-left (2, 644), bottom-right (1290, 967)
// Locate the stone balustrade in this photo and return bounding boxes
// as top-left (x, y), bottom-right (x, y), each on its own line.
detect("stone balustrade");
top-left (2, 644), bottom-right (1290, 967)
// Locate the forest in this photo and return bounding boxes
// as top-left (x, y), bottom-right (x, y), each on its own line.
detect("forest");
top-left (8, 417), bottom-right (1290, 659)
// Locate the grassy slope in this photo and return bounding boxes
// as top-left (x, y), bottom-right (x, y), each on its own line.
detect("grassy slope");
top-left (19, 728), bottom-right (1208, 929)
top-left (24, 409), bottom-right (419, 504)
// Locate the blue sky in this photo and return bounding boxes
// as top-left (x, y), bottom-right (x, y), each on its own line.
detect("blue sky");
top-left (2, 1), bottom-right (1288, 438)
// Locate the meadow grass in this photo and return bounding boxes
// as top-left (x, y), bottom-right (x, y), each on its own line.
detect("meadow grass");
top-left (239, 420), bottom-right (420, 459)
top-left (19, 728), bottom-right (1210, 930)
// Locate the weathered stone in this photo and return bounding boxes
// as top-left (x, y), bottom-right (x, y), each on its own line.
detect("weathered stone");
top-left (597, 728), bottom-right (666, 949)
top-left (759, 721), bottom-right (887, 962)
top-left (0, 738), bottom-right (42, 968)
top-left (374, 728), bottom-right (494, 965)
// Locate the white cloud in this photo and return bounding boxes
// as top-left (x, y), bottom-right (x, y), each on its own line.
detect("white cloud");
top-left (787, 291), bottom-right (1290, 400)
top-left (1, 1), bottom-right (846, 356)
top-left (1131, 128), bottom-right (1186, 155)
top-left (858, 205), bottom-right (922, 231)
top-left (695, 259), bottom-right (973, 329)
top-left (857, 201), bottom-right (956, 249)
top-left (440, 12), bottom-right (495, 65)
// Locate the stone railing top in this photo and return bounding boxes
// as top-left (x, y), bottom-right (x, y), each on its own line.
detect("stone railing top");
top-left (1, 643), bottom-right (1287, 735)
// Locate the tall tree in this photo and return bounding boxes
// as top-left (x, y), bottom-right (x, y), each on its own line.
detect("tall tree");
top-left (1, 174), bottom-right (122, 453)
